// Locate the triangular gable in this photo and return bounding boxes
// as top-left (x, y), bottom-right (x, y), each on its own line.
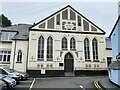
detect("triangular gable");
top-left (30, 5), bottom-right (105, 34)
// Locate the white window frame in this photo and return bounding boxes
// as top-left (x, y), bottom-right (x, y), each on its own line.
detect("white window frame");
top-left (0, 51), bottom-right (11, 63)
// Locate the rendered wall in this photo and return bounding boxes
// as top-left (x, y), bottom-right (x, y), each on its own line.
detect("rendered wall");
top-left (28, 31), bottom-right (107, 71)
top-left (10, 40), bottom-right (28, 72)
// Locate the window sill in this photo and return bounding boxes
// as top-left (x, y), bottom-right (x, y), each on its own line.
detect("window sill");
top-left (0, 62), bottom-right (10, 64)
top-left (93, 60), bottom-right (99, 62)
top-left (1, 41), bottom-right (12, 43)
top-left (47, 59), bottom-right (53, 61)
top-left (62, 49), bottom-right (68, 50)
top-left (85, 60), bottom-right (91, 62)
top-left (16, 62), bottom-right (22, 63)
top-left (37, 59), bottom-right (44, 61)
top-left (70, 49), bottom-right (76, 51)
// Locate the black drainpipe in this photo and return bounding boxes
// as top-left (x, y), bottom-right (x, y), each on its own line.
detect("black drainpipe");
top-left (26, 39), bottom-right (29, 72)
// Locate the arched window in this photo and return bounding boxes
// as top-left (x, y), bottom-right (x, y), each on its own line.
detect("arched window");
top-left (38, 36), bottom-right (44, 61)
top-left (70, 37), bottom-right (76, 50)
top-left (47, 36), bottom-right (53, 61)
top-left (17, 50), bottom-right (22, 62)
top-left (62, 37), bottom-right (67, 49)
top-left (92, 38), bottom-right (98, 61)
top-left (84, 38), bottom-right (90, 60)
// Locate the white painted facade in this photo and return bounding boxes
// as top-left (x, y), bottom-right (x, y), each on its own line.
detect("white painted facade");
top-left (10, 40), bottom-right (28, 72)
top-left (0, 5), bottom-right (112, 76)
top-left (28, 31), bottom-right (107, 71)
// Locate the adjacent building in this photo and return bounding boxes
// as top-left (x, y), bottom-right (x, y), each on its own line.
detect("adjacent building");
top-left (108, 1), bottom-right (120, 86)
top-left (0, 5), bottom-right (112, 76)
top-left (108, 15), bottom-right (120, 86)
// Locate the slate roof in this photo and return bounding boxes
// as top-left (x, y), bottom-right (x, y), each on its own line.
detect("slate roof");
top-left (0, 26), bottom-right (17, 32)
top-left (5, 24), bottom-right (31, 40)
top-left (109, 61), bottom-right (120, 70)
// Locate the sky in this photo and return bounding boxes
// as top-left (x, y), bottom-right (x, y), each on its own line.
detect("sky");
top-left (0, 0), bottom-right (120, 36)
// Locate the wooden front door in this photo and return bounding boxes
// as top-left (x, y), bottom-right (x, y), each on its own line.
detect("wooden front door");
top-left (64, 53), bottom-right (74, 72)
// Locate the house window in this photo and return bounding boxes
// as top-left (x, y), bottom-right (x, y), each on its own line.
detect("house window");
top-left (62, 9), bottom-right (68, 19)
top-left (47, 17), bottom-right (54, 29)
top-left (47, 36), bottom-right (53, 61)
top-left (92, 38), bottom-right (98, 61)
top-left (70, 37), bottom-right (76, 50)
top-left (38, 36), bottom-right (44, 61)
top-left (91, 25), bottom-right (97, 31)
top-left (39, 23), bottom-right (45, 28)
top-left (70, 9), bottom-right (76, 20)
top-left (56, 14), bottom-right (60, 25)
top-left (1, 32), bottom-right (16, 41)
top-left (0, 51), bottom-right (11, 63)
top-left (83, 20), bottom-right (89, 31)
top-left (84, 38), bottom-right (90, 61)
top-left (62, 37), bottom-right (67, 50)
top-left (17, 50), bottom-right (22, 63)
top-left (78, 15), bottom-right (81, 26)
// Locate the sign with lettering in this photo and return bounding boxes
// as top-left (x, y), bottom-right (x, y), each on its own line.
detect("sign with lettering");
top-left (41, 69), bottom-right (46, 74)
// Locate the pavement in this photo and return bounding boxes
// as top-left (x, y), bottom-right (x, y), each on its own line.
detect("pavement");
top-left (98, 77), bottom-right (120, 90)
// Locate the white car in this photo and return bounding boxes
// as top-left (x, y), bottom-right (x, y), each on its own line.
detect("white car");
top-left (0, 74), bottom-right (16, 88)
top-left (0, 79), bottom-right (9, 90)
top-left (3, 75), bottom-right (16, 87)
top-left (0, 67), bottom-right (21, 82)
top-left (10, 69), bottom-right (29, 80)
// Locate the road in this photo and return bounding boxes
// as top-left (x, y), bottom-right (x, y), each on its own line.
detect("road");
top-left (14, 76), bottom-right (107, 90)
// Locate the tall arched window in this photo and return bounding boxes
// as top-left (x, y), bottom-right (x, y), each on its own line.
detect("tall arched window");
top-left (38, 36), bottom-right (44, 61)
top-left (17, 50), bottom-right (22, 62)
top-left (47, 36), bottom-right (53, 61)
top-left (70, 37), bottom-right (76, 50)
top-left (84, 38), bottom-right (90, 60)
top-left (92, 38), bottom-right (98, 61)
top-left (62, 37), bottom-right (67, 49)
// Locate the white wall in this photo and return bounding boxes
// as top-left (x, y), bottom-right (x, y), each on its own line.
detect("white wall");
top-left (10, 40), bottom-right (28, 72)
top-left (0, 42), bottom-right (12, 50)
top-left (28, 31), bottom-right (107, 71)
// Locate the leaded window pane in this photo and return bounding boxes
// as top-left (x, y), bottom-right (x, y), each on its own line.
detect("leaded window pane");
top-left (84, 38), bottom-right (90, 60)
top-left (0, 51), bottom-right (11, 62)
top-left (70, 9), bottom-right (76, 20)
top-left (92, 38), bottom-right (98, 61)
top-left (47, 36), bottom-right (53, 61)
top-left (83, 20), bottom-right (89, 31)
top-left (62, 9), bottom-right (68, 19)
top-left (70, 37), bottom-right (76, 50)
top-left (62, 37), bottom-right (67, 49)
top-left (38, 36), bottom-right (44, 60)
top-left (17, 50), bottom-right (22, 62)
